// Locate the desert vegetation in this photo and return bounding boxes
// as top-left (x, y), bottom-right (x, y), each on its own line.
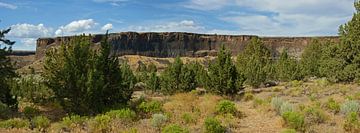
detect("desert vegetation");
top-left (1, 1), bottom-right (360, 133)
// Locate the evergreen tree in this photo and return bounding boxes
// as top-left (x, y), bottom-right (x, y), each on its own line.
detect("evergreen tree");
top-left (206, 45), bottom-right (243, 95)
top-left (145, 71), bottom-right (160, 92)
top-left (0, 27), bottom-right (17, 108)
top-left (276, 50), bottom-right (301, 81)
top-left (44, 33), bottom-right (134, 115)
top-left (300, 39), bottom-right (325, 78)
top-left (237, 38), bottom-right (272, 88)
top-left (160, 57), bottom-right (197, 94)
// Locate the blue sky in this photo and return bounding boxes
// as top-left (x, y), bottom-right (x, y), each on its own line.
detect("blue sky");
top-left (0, 0), bottom-right (356, 50)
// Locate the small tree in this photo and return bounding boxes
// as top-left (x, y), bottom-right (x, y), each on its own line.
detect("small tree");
top-left (0, 27), bottom-right (17, 108)
top-left (44, 33), bottom-right (134, 115)
top-left (237, 38), bottom-right (272, 88)
top-left (206, 45), bottom-right (243, 95)
top-left (160, 57), bottom-right (197, 94)
top-left (276, 50), bottom-right (301, 81)
top-left (300, 39), bottom-right (324, 78)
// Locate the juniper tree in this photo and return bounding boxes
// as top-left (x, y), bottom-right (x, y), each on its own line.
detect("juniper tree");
top-left (276, 50), bottom-right (301, 81)
top-left (0, 27), bottom-right (17, 108)
top-left (206, 45), bottom-right (243, 95)
top-left (237, 38), bottom-right (272, 88)
top-left (44, 33), bottom-right (134, 115)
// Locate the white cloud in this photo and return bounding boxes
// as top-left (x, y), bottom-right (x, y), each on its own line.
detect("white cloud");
top-left (128, 20), bottom-right (204, 32)
top-left (20, 38), bottom-right (37, 46)
top-left (0, 2), bottom-right (17, 10)
top-left (55, 19), bottom-right (98, 36)
top-left (101, 23), bottom-right (113, 31)
top-left (184, 0), bottom-right (230, 10)
top-left (183, 0), bottom-right (355, 35)
top-left (93, 0), bottom-right (127, 6)
top-left (9, 23), bottom-right (53, 38)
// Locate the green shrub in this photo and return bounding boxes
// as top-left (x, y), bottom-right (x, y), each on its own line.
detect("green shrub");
top-left (341, 100), bottom-right (359, 116)
top-left (326, 98), bottom-right (340, 113)
top-left (138, 101), bottom-right (162, 114)
top-left (182, 113), bottom-right (196, 124)
top-left (0, 102), bottom-right (11, 119)
top-left (90, 114), bottom-right (111, 132)
top-left (280, 102), bottom-right (294, 116)
top-left (0, 118), bottom-right (30, 129)
top-left (282, 111), bottom-right (304, 131)
top-left (106, 108), bottom-right (136, 121)
top-left (162, 124), bottom-right (189, 133)
top-left (289, 80), bottom-right (303, 87)
top-left (244, 92), bottom-right (254, 101)
top-left (344, 112), bottom-right (360, 132)
top-left (151, 113), bottom-right (168, 129)
top-left (304, 107), bottom-right (327, 126)
top-left (204, 117), bottom-right (226, 133)
top-left (33, 115), bottom-right (50, 129)
top-left (281, 128), bottom-right (296, 133)
top-left (216, 100), bottom-right (237, 116)
top-left (23, 106), bottom-right (40, 118)
top-left (61, 115), bottom-right (87, 127)
top-left (314, 78), bottom-right (330, 87)
top-left (271, 97), bottom-right (284, 114)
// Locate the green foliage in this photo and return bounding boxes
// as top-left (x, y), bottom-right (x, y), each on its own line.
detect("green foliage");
top-left (326, 98), bottom-right (340, 113)
top-left (61, 115), bottom-right (86, 127)
top-left (281, 128), bottom-right (297, 133)
top-left (0, 27), bottom-right (17, 108)
top-left (300, 39), bottom-right (325, 78)
top-left (160, 57), bottom-right (197, 94)
top-left (281, 111), bottom-right (305, 131)
top-left (0, 118), bottom-right (30, 129)
top-left (90, 114), bottom-right (111, 132)
top-left (206, 45), bottom-right (243, 95)
top-left (0, 102), bottom-right (11, 119)
top-left (11, 74), bottom-right (54, 104)
top-left (23, 106), bottom-right (40, 118)
top-left (181, 113), bottom-right (196, 124)
top-left (162, 124), bottom-right (189, 133)
top-left (32, 115), bottom-right (51, 129)
top-left (243, 92), bottom-right (254, 101)
top-left (280, 102), bottom-right (294, 116)
top-left (271, 97), bottom-right (284, 114)
top-left (43, 34), bottom-right (134, 115)
top-left (344, 112), bottom-right (360, 132)
top-left (237, 38), bottom-right (272, 87)
top-left (145, 71), bottom-right (160, 92)
top-left (105, 108), bottom-right (136, 121)
top-left (204, 117), bottom-right (226, 133)
top-left (304, 107), bottom-right (327, 126)
top-left (151, 113), bottom-right (168, 129)
top-left (216, 100), bottom-right (237, 116)
top-left (341, 100), bottom-right (360, 116)
top-left (138, 100), bottom-right (162, 114)
top-left (276, 50), bottom-right (301, 81)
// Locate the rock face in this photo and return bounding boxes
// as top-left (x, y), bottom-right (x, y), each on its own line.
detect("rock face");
top-left (35, 32), bottom-right (339, 60)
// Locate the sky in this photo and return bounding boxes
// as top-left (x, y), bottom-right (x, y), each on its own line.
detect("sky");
top-left (0, 0), bottom-right (356, 50)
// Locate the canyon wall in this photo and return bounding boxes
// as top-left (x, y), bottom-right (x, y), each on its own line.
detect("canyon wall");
top-left (35, 32), bottom-right (339, 60)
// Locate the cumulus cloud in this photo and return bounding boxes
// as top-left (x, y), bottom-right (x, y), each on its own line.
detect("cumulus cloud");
top-left (0, 2), bottom-right (17, 10)
top-left (185, 0), bottom-right (354, 36)
top-left (20, 38), bottom-right (37, 46)
top-left (101, 23), bottom-right (113, 31)
top-left (55, 19), bottom-right (98, 36)
top-left (8, 23), bottom-right (53, 38)
top-left (128, 20), bottom-right (204, 32)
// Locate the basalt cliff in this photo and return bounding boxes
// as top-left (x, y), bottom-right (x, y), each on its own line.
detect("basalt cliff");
top-left (35, 32), bottom-right (339, 60)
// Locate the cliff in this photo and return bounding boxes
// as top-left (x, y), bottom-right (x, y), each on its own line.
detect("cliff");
top-left (35, 32), bottom-right (339, 60)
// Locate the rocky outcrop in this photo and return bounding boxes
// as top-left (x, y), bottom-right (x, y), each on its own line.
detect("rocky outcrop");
top-left (35, 32), bottom-right (339, 60)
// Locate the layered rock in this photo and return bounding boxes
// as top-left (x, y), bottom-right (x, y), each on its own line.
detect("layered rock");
top-left (35, 32), bottom-right (339, 60)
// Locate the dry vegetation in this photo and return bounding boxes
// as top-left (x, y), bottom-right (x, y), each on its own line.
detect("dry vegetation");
top-left (2, 78), bottom-right (360, 133)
